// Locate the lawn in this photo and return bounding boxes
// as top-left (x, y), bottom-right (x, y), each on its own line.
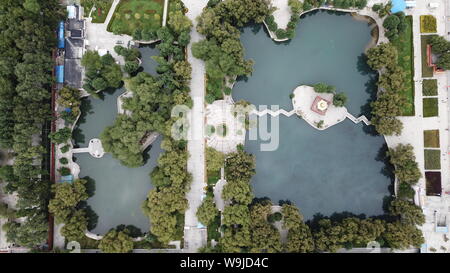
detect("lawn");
top-left (420, 15), bottom-right (437, 33)
top-left (424, 130), bottom-right (440, 148)
top-left (424, 149), bottom-right (441, 170)
top-left (422, 79), bottom-right (438, 96)
top-left (108, 0), bottom-right (164, 35)
top-left (423, 98), bottom-right (438, 117)
top-left (207, 169), bottom-right (221, 185)
top-left (392, 16), bottom-right (414, 116)
top-left (421, 35), bottom-right (436, 78)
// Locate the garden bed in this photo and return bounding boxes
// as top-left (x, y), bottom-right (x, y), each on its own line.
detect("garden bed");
top-left (422, 79), bottom-right (438, 96)
top-left (424, 130), bottom-right (440, 148)
top-left (392, 16), bottom-right (414, 116)
top-left (420, 15), bottom-right (437, 33)
top-left (424, 149), bottom-right (441, 170)
top-left (425, 171), bottom-right (442, 196)
top-left (423, 98), bottom-right (438, 117)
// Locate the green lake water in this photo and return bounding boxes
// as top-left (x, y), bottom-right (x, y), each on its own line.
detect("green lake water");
top-left (233, 11), bottom-right (392, 219)
top-left (73, 45), bottom-right (161, 234)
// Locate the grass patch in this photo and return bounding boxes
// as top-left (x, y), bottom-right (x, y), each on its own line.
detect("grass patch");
top-left (424, 130), bottom-right (440, 148)
top-left (423, 98), bottom-right (438, 117)
top-left (422, 79), bottom-right (438, 96)
top-left (421, 35), bottom-right (437, 77)
top-left (424, 149), bottom-right (441, 170)
top-left (391, 16), bottom-right (414, 116)
top-left (207, 169), bottom-right (221, 186)
top-left (420, 15), bottom-right (437, 33)
top-left (108, 0), bottom-right (163, 35)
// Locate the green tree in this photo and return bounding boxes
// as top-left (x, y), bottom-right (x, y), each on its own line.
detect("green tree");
top-left (387, 144), bottom-right (422, 185)
top-left (196, 196), bottom-right (219, 225)
top-left (389, 199), bottom-right (425, 226)
top-left (225, 150), bottom-right (255, 182)
top-left (332, 92), bottom-right (347, 107)
top-left (366, 43), bottom-right (398, 70)
top-left (168, 11), bottom-right (193, 34)
top-left (60, 209), bottom-right (88, 242)
top-left (99, 229), bottom-right (134, 253)
top-left (48, 128), bottom-right (72, 144)
top-left (383, 221), bottom-right (424, 249)
top-left (48, 179), bottom-right (88, 223)
top-left (206, 147), bottom-right (225, 173)
top-left (222, 179), bottom-right (254, 205)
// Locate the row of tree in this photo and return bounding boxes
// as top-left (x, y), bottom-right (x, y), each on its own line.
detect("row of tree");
top-left (366, 43), bottom-right (406, 135)
top-left (0, 0), bottom-right (66, 248)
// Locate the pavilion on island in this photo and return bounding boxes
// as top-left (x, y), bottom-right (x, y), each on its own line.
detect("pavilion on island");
top-left (310, 96), bottom-right (331, 116)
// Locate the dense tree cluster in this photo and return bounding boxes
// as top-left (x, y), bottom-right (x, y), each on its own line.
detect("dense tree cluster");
top-left (282, 204), bottom-right (314, 253)
top-left (313, 217), bottom-right (386, 252)
top-left (266, 0), bottom-right (302, 40)
top-left (48, 127), bottom-right (72, 145)
top-left (387, 144), bottom-right (422, 186)
top-left (48, 179), bottom-right (88, 223)
top-left (194, 0), bottom-right (271, 103)
top-left (0, 0), bottom-right (65, 247)
top-left (98, 229), bottom-right (134, 253)
top-left (197, 196), bottom-right (219, 226)
top-left (383, 12), bottom-right (407, 41)
top-left (372, 2), bottom-right (392, 18)
top-left (366, 43), bottom-right (406, 135)
top-left (114, 45), bottom-right (142, 75)
top-left (101, 27), bottom-right (193, 168)
top-left (81, 51), bottom-right (122, 94)
top-left (134, 19), bottom-right (193, 244)
top-left (300, 0), bottom-right (367, 11)
top-left (57, 86), bottom-right (82, 124)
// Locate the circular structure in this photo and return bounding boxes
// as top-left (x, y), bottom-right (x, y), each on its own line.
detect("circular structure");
top-left (216, 124), bottom-right (227, 137)
top-left (317, 99), bottom-right (329, 112)
top-left (89, 138), bottom-right (105, 158)
top-left (205, 100), bottom-right (246, 154)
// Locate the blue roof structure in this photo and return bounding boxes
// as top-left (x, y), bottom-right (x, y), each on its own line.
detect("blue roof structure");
top-left (391, 0), bottom-right (406, 13)
top-left (56, 65), bottom-right (64, 83)
top-left (60, 175), bottom-right (74, 183)
top-left (58, 21), bottom-right (65, 49)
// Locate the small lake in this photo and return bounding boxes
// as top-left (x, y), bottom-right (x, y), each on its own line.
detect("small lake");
top-left (73, 45), bottom-right (161, 234)
top-left (233, 11), bottom-right (392, 219)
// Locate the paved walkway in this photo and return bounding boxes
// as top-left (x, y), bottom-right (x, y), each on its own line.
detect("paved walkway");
top-left (183, 0), bottom-right (208, 253)
top-left (163, 0), bottom-right (169, 27)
